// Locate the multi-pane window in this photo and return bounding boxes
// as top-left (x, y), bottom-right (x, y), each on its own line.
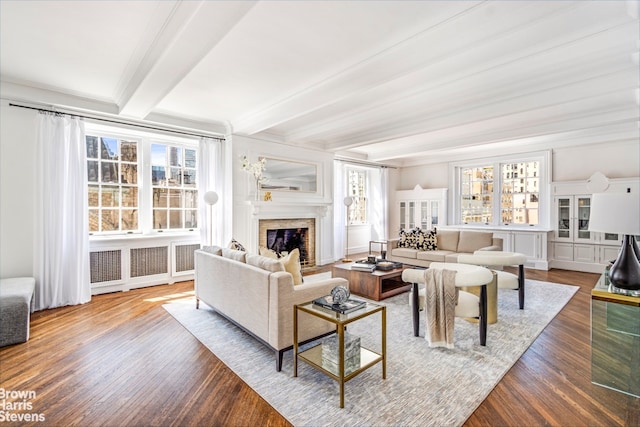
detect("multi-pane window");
top-left (347, 168), bottom-right (367, 224)
top-left (87, 135), bottom-right (139, 233)
top-left (151, 144), bottom-right (198, 230)
top-left (461, 166), bottom-right (493, 224)
top-left (454, 153), bottom-right (547, 227)
top-left (501, 162), bottom-right (539, 225)
top-left (86, 128), bottom-right (199, 235)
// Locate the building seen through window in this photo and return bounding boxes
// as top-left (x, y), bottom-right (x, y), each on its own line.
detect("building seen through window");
top-left (347, 168), bottom-right (367, 224)
top-left (459, 159), bottom-right (541, 226)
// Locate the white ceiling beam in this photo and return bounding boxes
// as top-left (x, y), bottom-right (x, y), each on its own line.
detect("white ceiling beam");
top-left (118, 0), bottom-right (257, 119)
top-left (233, 0), bottom-right (632, 136)
top-left (394, 124), bottom-right (639, 167)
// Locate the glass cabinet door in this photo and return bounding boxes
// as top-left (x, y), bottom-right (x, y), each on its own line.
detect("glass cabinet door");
top-left (557, 197), bottom-right (572, 240)
top-left (408, 201), bottom-right (416, 229)
top-left (399, 202), bottom-right (406, 230)
top-left (576, 196), bottom-right (591, 241)
top-left (430, 200), bottom-right (439, 228)
top-left (602, 233), bottom-right (621, 244)
top-left (420, 201), bottom-right (429, 230)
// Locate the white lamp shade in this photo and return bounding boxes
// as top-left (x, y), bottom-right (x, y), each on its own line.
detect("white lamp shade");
top-left (589, 191), bottom-right (640, 235)
top-left (343, 196), bottom-right (354, 207)
top-left (203, 191), bottom-right (219, 206)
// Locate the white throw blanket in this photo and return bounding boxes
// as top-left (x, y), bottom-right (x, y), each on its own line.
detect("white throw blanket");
top-left (424, 268), bottom-right (458, 348)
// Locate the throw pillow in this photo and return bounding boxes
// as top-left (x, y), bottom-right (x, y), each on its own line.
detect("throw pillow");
top-left (398, 228), bottom-right (410, 248)
top-left (280, 248), bottom-right (303, 285)
top-left (228, 238), bottom-right (246, 251)
top-left (259, 246), bottom-right (279, 259)
top-left (415, 229), bottom-right (427, 250)
top-left (425, 229), bottom-right (437, 250)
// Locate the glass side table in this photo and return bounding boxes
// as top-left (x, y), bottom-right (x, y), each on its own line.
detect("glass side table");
top-left (293, 301), bottom-right (386, 408)
top-left (591, 273), bottom-right (640, 398)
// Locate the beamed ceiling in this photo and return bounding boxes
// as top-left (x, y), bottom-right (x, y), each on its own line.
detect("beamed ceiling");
top-left (1, 0), bottom-right (638, 166)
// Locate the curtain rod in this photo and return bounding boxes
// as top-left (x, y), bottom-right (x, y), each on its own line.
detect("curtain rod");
top-left (9, 102), bottom-right (226, 142)
top-left (335, 157), bottom-right (397, 169)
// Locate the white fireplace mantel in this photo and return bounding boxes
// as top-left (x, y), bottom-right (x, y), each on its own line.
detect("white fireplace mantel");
top-left (245, 200), bottom-right (332, 218)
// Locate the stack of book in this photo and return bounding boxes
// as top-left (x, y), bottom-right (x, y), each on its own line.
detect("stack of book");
top-left (351, 261), bottom-right (376, 272)
top-left (312, 296), bottom-right (366, 314)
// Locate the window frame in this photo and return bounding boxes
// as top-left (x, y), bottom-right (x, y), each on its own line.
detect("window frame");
top-left (346, 166), bottom-right (368, 225)
top-left (85, 123), bottom-right (200, 238)
top-left (449, 150), bottom-right (551, 229)
top-left (86, 133), bottom-right (141, 234)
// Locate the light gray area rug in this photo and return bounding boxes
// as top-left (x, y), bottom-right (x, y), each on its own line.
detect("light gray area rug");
top-left (163, 278), bottom-right (578, 427)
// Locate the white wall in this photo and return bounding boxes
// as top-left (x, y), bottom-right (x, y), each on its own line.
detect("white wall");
top-left (0, 101), bottom-right (36, 278)
top-left (552, 141), bottom-right (639, 181)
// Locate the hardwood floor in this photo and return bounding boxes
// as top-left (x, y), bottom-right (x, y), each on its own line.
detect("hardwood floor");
top-left (1, 264), bottom-right (638, 426)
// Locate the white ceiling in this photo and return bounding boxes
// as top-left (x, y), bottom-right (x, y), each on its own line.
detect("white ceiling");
top-left (1, 0), bottom-right (638, 166)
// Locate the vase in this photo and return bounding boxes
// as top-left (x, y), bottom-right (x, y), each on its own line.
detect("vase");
top-left (255, 179), bottom-right (260, 201)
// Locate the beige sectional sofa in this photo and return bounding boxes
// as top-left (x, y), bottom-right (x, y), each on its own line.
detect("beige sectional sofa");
top-left (194, 246), bottom-right (346, 371)
top-left (387, 229), bottom-right (503, 268)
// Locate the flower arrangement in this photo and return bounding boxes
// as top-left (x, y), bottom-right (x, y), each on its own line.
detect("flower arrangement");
top-left (241, 155), bottom-right (268, 199)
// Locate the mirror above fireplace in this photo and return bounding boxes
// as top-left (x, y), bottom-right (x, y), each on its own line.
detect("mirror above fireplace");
top-left (260, 157), bottom-right (317, 192)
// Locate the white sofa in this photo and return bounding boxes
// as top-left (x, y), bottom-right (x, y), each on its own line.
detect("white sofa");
top-left (194, 246), bottom-right (347, 371)
top-left (387, 229), bottom-right (503, 268)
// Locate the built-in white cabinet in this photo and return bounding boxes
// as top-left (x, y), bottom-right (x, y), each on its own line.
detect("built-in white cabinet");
top-left (551, 193), bottom-right (621, 272)
top-left (396, 186), bottom-right (447, 231)
top-left (491, 229), bottom-right (550, 270)
top-left (554, 195), bottom-right (595, 243)
top-left (549, 176), bottom-right (638, 273)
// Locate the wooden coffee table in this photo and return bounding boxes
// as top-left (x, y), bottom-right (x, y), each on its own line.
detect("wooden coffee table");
top-left (332, 263), bottom-right (410, 301)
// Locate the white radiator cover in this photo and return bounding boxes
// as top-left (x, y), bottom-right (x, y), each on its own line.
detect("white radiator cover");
top-left (89, 235), bottom-right (200, 294)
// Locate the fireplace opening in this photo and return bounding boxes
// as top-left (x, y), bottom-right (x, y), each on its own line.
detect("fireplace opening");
top-left (267, 228), bottom-right (309, 265)
top-left (259, 218), bottom-right (316, 269)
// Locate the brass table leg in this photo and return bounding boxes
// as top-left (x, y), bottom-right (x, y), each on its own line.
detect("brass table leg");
top-left (338, 325), bottom-right (345, 408)
top-left (293, 305), bottom-right (298, 377)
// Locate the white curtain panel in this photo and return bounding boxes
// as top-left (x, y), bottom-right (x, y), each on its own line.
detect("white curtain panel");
top-left (34, 113), bottom-right (90, 310)
top-left (369, 166), bottom-right (389, 242)
top-left (333, 160), bottom-right (347, 259)
top-left (197, 137), bottom-right (223, 246)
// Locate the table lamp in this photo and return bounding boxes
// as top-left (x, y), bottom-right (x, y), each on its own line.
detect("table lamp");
top-left (588, 189), bottom-right (640, 295)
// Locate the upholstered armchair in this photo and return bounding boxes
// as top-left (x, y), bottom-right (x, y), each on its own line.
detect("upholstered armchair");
top-left (402, 263), bottom-right (493, 346)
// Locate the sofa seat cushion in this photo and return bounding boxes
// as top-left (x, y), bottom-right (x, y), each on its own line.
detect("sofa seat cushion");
top-left (416, 250), bottom-right (453, 263)
top-left (392, 247), bottom-right (418, 259)
top-left (444, 253), bottom-right (466, 263)
top-left (457, 231), bottom-right (494, 253)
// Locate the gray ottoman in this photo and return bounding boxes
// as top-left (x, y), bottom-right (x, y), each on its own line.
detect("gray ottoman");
top-left (0, 277), bottom-right (36, 347)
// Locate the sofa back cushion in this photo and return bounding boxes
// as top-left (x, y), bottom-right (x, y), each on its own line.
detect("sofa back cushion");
top-left (222, 248), bottom-right (247, 263)
top-left (201, 245), bottom-right (223, 255)
top-left (437, 230), bottom-right (460, 252)
top-left (246, 254), bottom-right (286, 273)
top-left (457, 231), bottom-right (494, 253)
